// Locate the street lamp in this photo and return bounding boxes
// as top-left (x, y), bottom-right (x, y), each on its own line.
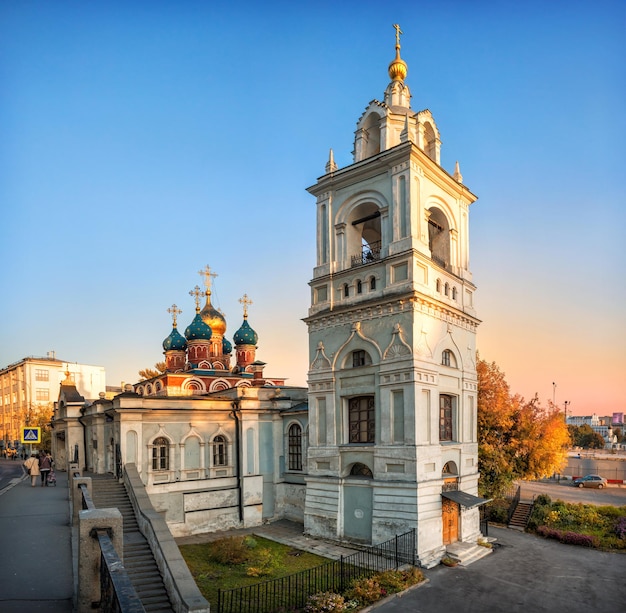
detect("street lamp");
top-left (564, 400), bottom-right (570, 423)
top-left (552, 382), bottom-right (557, 407)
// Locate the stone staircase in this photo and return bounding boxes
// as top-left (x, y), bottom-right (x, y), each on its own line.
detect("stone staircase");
top-left (445, 540), bottom-right (493, 566)
top-left (90, 474), bottom-right (174, 612)
top-left (508, 501), bottom-right (533, 531)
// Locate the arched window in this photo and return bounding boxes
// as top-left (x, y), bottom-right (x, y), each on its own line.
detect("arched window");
top-left (350, 462), bottom-right (373, 477)
top-left (369, 276), bottom-right (376, 291)
top-left (442, 350), bottom-right (457, 368)
top-left (349, 396), bottom-right (375, 443)
top-left (152, 437), bottom-right (169, 471)
top-left (357, 280), bottom-right (363, 294)
top-left (213, 435), bottom-right (227, 466)
top-left (288, 424), bottom-right (302, 471)
top-left (428, 208), bottom-right (451, 269)
top-left (436, 279), bottom-right (441, 292)
top-left (343, 283), bottom-right (350, 298)
top-left (452, 287), bottom-right (457, 300)
top-left (444, 282), bottom-right (449, 296)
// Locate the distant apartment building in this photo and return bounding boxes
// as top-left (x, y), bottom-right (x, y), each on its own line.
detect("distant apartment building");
top-left (0, 353), bottom-right (106, 449)
top-left (566, 413), bottom-right (623, 443)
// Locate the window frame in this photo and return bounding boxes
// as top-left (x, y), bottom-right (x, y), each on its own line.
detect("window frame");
top-left (348, 396), bottom-right (375, 444)
top-left (212, 435), bottom-right (228, 467)
top-left (152, 437), bottom-right (170, 471)
top-left (287, 423), bottom-right (303, 471)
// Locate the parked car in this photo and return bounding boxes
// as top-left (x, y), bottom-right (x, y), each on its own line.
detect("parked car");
top-left (572, 474), bottom-right (608, 489)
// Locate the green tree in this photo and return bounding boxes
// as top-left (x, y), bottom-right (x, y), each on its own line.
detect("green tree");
top-left (570, 424), bottom-right (607, 449)
top-left (138, 361), bottom-right (167, 381)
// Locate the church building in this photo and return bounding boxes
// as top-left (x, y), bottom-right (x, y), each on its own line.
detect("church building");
top-left (52, 26), bottom-right (485, 567)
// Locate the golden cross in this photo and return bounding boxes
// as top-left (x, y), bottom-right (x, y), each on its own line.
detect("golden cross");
top-left (167, 304), bottom-right (182, 327)
top-left (189, 285), bottom-right (203, 311)
top-left (239, 294), bottom-right (253, 318)
top-left (198, 265), bottom-right (218, 293)
top-left (393, 23), bottom-right (403, 47)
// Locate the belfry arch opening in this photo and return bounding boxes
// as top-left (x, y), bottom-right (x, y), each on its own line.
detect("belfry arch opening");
top-left (362, 113), bottom-right (381, 159)
top-left (423, 121), bottom-right (437, 161)
top-left (349, 203), bottom-right (382, 267)
top-left (428, 207), bottom-right (450, 269)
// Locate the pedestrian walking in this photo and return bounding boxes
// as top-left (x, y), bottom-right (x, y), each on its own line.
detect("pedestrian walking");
top-left (24, 454), bottom-right (40, 487)
top-left (39, 452), bottom-right (52, 486)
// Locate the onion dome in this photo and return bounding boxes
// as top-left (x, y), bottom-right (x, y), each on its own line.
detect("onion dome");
top-left (185, 312), bottom-right (213, 341)
top-left (234, 318), bottom-right (258, 346)
top-left (200, 294), bottom-right (227, 336)
top-left (222, 337), bottom-right (232, 354)
top-left (388, 24), bottom-right (408, 82)
top-left (163, 326), bottom-right (187, 351)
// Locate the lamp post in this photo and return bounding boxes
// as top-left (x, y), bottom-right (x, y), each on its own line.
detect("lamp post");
top-left (552, 382), bottom-right (557, 407)
top-left (564, 400), bottom-right (570, 424)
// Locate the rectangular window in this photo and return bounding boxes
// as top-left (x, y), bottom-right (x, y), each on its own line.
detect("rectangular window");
top-left (36, 389), bottom-right (49, 402)
top-left (349, 396), bottom-right (375, 443)
top-left (439, 394), bottom-right (454, 441)
top-left (392, 390), bottom-right (404, 443)
top-left (352, 350), bottom-right (366, 367)
top-left (35, 369), bottom-right (49, 381)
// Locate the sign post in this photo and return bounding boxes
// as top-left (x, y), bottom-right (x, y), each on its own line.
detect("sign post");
top-left (21, 427), bottom-right (41, 456)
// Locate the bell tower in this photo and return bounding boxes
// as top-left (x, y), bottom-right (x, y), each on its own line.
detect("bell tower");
top-left (303, 26), bottom-right (483, 567)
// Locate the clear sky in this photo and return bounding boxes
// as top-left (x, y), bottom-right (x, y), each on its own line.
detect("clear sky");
top-left (1, 1), bottom-right (624, 416)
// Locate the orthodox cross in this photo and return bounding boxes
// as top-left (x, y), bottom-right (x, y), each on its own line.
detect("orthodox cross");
top-left (167, 303), bottom-right (182, 327)
top-left (239, 294), bottom-right (253, 318)
top-left (393, 23), bottom-right (403, 47)
top-left (189, 285), bottom-right (203, 312)
top-left (198, 265), bottom-right (218, 295)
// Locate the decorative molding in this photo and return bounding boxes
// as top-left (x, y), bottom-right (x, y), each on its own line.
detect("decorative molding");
top-left (383, 323), bottom-right (412, 359)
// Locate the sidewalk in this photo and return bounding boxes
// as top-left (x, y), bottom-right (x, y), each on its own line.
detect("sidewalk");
top-left (0, 465), bottom-right (74, 612)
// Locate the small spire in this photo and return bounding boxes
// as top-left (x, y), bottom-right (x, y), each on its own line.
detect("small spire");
top-left (325, 148), bottom-right (338, 173)
top-left (167, 303), bottom-right (182, 327)
top-left (239, 294), bottom-right (253, 319)
top-left (189, 285), bottom-right (203, 313)
top-left (400, 114), bottom-right (410, 143)
top-left (453, 160), bottom-right (463, 183)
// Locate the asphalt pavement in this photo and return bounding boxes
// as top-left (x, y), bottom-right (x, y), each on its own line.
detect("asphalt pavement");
top-left (0, 458), bottom-right (74, 612)
top-left (376, 525), bottom-right (626, 613)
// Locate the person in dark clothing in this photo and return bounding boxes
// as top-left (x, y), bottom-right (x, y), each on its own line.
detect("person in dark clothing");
top-left (39, 452), bottom-right (52, 486)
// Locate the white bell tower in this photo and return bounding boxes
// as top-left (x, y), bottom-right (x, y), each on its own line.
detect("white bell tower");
top-left (303, 25), bottom-right (484, 567)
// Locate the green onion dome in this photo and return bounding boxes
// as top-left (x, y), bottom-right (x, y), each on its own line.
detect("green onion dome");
top-left (233, 318), bottom-right (258, 346)
top-left (162, 326), bottom-right (188, 351)
top-left (222, 337), bottom-right (233, 354)
top-left (185, 313), bottom-right (213, 341)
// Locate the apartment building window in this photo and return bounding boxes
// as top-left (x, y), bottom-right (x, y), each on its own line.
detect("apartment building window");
top-left (35, 369), bottom-right (49, 381)
top-left (35, 389), bottom-right (49, 402)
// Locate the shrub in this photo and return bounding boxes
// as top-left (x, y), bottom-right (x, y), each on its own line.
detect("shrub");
top-left (246, 547), bottom-right (283, 577)
top-left (485, 498), bottom-right (510, 524)
top-left (304, 591), bottom-right (347, 613)
top-left (375, 567), bottom-right (424, 593)
top-left (208, 536), bottom-right (250, 565)
top-left (614, 517), bottom-right (626, 540)
top-left (344, 576), bottom-right (386, 606)
top-left (560, 532), bottom-right (598, 548)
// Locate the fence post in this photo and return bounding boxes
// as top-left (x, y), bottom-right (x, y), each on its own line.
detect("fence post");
top-left (77, 508), bottom-right (123, 612)
top-left (339, 555), bottom-right (345, 593)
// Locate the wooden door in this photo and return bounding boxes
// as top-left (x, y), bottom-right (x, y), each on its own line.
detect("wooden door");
top-left (442, 498), bottom-right (459, 544)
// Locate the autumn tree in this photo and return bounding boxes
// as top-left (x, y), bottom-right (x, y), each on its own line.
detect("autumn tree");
top-left (477, 358), bottom-right (570, 498)
top-left (570, 424), bottom-right (606, 449)
top-left (138, 361), bottom-right (167, 381)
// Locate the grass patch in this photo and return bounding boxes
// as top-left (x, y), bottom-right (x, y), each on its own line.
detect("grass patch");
top-left (179, 535), bottom-right (331, 607)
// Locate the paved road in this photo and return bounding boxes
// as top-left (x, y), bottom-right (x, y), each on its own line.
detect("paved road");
top-left (0, 457), bottom-right (25, 493)
top-left (377, 525), bottom-right (626, 613)
top-left (520, 479), bottom-right (626, 507)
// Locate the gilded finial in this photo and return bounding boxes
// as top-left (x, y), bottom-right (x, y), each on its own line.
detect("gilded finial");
top-left (167, 303), bottom-right (182, 327)
top-left (198, 265), bottom-right (218, 299)
top-left (189, 285), bottom-right (203, 312)
top-left (388, 23), bottom-right (408, 82)
top-left (239, 294), bottom-right (253, 318)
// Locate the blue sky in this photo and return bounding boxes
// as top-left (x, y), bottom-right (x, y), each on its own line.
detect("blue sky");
top-left (1, 1), bottom-right (624, 415)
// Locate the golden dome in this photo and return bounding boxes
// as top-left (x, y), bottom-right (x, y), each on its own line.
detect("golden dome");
top-left (200, 293), bottom-right (227, 336)
top-left (388, 23), bottom-right (408, 82)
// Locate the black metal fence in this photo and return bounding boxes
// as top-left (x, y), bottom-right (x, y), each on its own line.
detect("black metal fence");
top-left (217, 529), bottom-right (416, 613)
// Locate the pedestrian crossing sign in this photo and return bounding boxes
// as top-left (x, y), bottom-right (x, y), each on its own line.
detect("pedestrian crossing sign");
top-left (21, 427), bottom-right (41, 444)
